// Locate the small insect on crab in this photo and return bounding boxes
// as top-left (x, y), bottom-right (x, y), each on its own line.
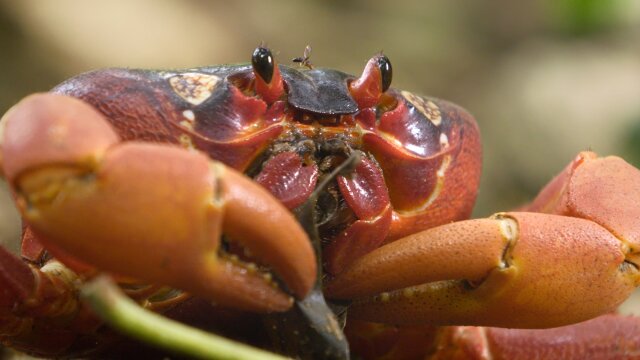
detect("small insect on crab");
top-left (1, 46), bottom-right (640, 359)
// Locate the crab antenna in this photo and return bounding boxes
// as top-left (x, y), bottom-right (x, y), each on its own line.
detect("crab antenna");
top-left (348, 54), bottom-right (392, 109)
top-left (252, 46), bottom-right (285, 104)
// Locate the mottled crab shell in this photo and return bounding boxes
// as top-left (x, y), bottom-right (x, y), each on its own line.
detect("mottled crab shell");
top-left (51, 62), bottom-right (481, 273)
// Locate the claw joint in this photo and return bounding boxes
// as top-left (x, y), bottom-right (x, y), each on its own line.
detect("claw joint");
top-left (490, 213), bottom-right (519, 269)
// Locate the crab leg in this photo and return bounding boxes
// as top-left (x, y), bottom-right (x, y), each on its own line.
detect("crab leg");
top-left (346, 314), bottom-right (640, 359)
top-left (0, 245), bottom-right (79, 338)
top-left (1, 93), bottom-right (316, 313)
top-left (0, 246), bottom-right (38, 315)
top-left (326, 154), bottom-right (640, 328)
top-left (430, 314), bottom-right (640, 359)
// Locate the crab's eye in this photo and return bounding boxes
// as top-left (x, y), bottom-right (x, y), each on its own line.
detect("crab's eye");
top-left (252, 47), bottom-right (275, 84)
top-left (349, 53), bottom-right (394, 108)
top-left (377, 55), bottom-right (392, 93)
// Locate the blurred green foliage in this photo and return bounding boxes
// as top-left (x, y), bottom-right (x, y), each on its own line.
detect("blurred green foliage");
top-left (551, 0), bottom-right (625, 36)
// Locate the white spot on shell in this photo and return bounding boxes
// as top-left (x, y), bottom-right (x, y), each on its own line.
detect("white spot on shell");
top-left (182, 109), bottom-right (195, 121)
top-left (439, 133), bottom-right (449, 149)
top-left (401, 91), bottom-right (442, 126)
top-left (169, 73), bottom-right (220, 105)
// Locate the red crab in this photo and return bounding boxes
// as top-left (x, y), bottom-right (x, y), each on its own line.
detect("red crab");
top-left (1, 46), bottom-right (640, 359)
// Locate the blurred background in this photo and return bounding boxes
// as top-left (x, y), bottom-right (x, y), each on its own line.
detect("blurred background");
top-left (0, 0), bottom-right (640, 314)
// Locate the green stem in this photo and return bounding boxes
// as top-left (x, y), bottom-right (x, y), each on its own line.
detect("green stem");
top-left (81, 275), bottom-right (289, 360)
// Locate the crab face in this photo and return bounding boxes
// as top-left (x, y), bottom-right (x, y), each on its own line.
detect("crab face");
top-left (52, 47), bottom-right (481, 275)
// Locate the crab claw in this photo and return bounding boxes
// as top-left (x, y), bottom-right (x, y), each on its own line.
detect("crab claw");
top-left (326, 155), bottom-right (640, 328)
top-left (1, 93), bottom-right (316, 313)
top-left (326, 212), bottom-right (639, 328)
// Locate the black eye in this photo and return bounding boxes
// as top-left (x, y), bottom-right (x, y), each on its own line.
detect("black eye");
top-left (252, 47), bottom-right (275, 83)
top-left (376, 55), bottom-right (392, 92)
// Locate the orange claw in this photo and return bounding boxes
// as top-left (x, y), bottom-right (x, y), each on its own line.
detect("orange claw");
top-left (327, 212), bottom-right (640, 327)
top-left (1, 93), bottom-right (316, 313)
top-left (326, 153), bottom-right (640, 328)
top-left (523, 151), bottom-right (640, 264)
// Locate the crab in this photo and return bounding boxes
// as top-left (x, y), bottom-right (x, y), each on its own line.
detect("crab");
top-left (1, 46), bottom-right (640, 359)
